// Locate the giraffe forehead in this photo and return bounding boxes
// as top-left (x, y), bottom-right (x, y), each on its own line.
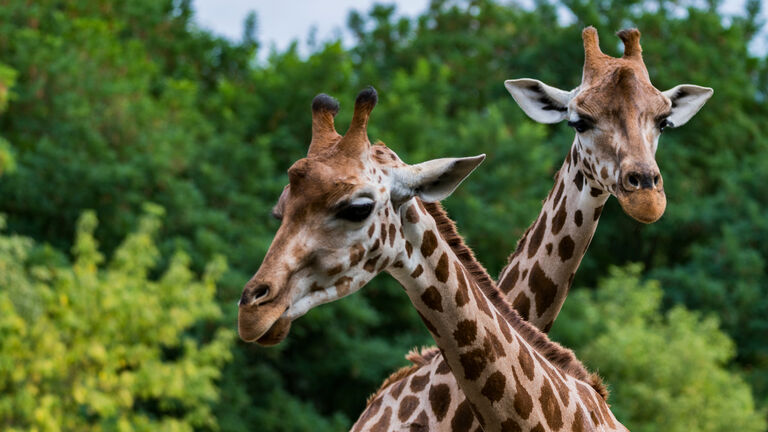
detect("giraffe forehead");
top-left (574, 66), bottom-right (669, 118)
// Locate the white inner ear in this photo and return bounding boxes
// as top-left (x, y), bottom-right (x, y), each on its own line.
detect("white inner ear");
top-left (391, 155), bottom-right (485, 204)
top-left (504, 78), bottom-right (572, 124)
top-left (663, 84), bottom-right (713, 127)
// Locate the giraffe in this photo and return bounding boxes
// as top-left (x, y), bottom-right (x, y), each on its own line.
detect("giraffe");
top-left (498, 26), bottom-right (713, 331)
top-left (355, 27), bottom-right (712, 430)
top-left (238, 87), bottom-right (626, 431)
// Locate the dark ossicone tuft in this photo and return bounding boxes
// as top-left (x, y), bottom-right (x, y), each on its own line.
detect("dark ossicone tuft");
top-left (355, 86), bottom-right (378, 109)
top-left (312, 93), bottom-right (340, 116)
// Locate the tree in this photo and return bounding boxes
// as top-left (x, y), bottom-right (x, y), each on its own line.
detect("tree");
top-left (551, 265), bottom-right (766, 432)
top-left (0, 207), bottom-right (234, 430)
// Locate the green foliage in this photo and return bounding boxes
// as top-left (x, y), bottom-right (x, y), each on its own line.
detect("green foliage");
top-left (0, 209), bottom-right (234, 430)
top-left (551, 265), bottom-right (766, 432)
top-left (0, 0), bottom-right (765, 429)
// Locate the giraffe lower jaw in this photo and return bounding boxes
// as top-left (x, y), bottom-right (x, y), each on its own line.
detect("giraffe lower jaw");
top-left (238, 303), bottom-right (291, 344)
top-left (255, 316), bottom-right (292, 346)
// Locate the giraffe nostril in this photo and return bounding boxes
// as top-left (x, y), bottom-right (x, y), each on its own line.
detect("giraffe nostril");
top-left (628, 174), bottom-right (640, 188)
top-left (253, 285), bottom-right (270, 302)
top-left (653, 175), bottom-right (660, 186)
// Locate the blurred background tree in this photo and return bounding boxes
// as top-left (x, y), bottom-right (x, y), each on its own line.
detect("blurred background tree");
top-left (0, 0), bottom-right (765, 430)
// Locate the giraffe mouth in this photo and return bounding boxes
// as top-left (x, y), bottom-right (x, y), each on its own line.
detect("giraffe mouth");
top-left (238, 302), bottom-right (291, 345)
top-left (616, 188), bottom-right (666, 224)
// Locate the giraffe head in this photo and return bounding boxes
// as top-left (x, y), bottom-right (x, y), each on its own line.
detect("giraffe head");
top-left (238, 87), bottom-right (484, 345)
top-left (504, 27), bottom-right (713, 223)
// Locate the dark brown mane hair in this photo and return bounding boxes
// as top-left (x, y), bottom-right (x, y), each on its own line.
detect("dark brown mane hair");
top-left (422, 200), bottom-right (607, 400)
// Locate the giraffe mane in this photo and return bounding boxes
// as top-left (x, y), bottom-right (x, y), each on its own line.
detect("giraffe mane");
top-left (365, 346), bottom-right (441, 405)
top-left (423, 200), bottom-right (608, 400)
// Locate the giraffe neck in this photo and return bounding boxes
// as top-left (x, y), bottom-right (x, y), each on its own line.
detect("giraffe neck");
top-left (498, 139), bottom-right (610, 332)
top-left (386, 199), bottom-right (606, 431)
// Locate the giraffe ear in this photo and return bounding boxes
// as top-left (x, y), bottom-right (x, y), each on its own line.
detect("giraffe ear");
top-left (504, 79), bottom-right (572, 123)
top-left (391, 155), bottom-right (485, 204)
top-left (662, 85), bottom-right (713, 128)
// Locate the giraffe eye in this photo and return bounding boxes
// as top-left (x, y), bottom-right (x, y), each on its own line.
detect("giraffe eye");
top-left (658, 118), bottom-right (673, 132)
top-left (567, 119), bottom-right (592, 133)
top-left (336, 199), bottom-right (375, 222)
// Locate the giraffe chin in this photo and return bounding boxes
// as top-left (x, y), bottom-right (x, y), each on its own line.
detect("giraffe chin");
top-left (238, 305), bottom-right (291, 345)
top-left (255, 317), bottom-right (292, 346)
top-left (617, 189), bottom-right (667, 224)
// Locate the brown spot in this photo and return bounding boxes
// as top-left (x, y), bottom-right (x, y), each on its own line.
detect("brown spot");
top-left (530, 262), bottom-right (558, 317)
top-left (410, 264), bottom-right (424, 278)
top-left (590, 187), bottom-right (602, 197)
top-left (553, 180), bottom-right (565, 205)
top-left (410, 372), bottom-right (430, 392)
top-left (454, 264), bottom-right (470, 307)
top-left (512, 292), bottom-right (531, 322)
top-left (393, 260), bottom-right (404, 268)
top-left (496, 311), bottom-right (514, 343)
top-left (600, 166), bottom-right (608, 179)
top-left (539, 379), bottom-right (564, 430)
top-left (367, 224), bottom-right (376, 237)
top-left (353, 396), bottom-right (382, 432)
top-left (389, 224), bottom-right (397, 247)
top-left (327, 264), bottom-right (343, 276)
top-left (499, 262), bottom-right (519, 294)
top-left (574, 209), bottom-right (583, 227)
top-left (409, 410), bottom-right (428, 431)
top-left (511, 369), bottom-right (533, 419)
top-left (417, 311), bottom-right (440, 337)
top-left (380, 223), bottom-right (388, 244)
top-left (545, 243), bottom-right (553, 255)
top-left (593, 204), bottom-right (603, 221)
top-left (501, 418), bottom-right (523, 432)
top-left (487, 330), bottom-right (506, 359)
top-left (542, 362), bottom-right (570, 407)
top-left (521, 268), bottom-right (528, 279)
top-left (429, 383), bottom-right (451, 422)
top-left (421, 286), bottom-right (443, 312)
top-left (454, 319), bottom-right (477, 347)
top-left (558, 235), bottom-right (575, 261)
top-left (481, 371), bottom-right (506, 403)
top-left (551, 196), bottom-right (568, 235)
top-left (572, 407), bottom-right (588, 432)
top-left (370, 406), bottom-right (392, 432)
top-left (436, 358), bottom-right (451, 374)
top-left (370, 239), bottom-right (380, 252)
top-left (572, 146), bottom-right (580, 165)
top-left (435, 253), bottom-right (449, 282)
top-left (469, 282), bottom-right (493, 318)
top-left (451, 399), bottom-right (474, 432)
top-left (310, 282), bottom-right (324, 292)
top-left (405, 241), bottom-right (413, 258)
top-left (574, 170), bottom-right (584, 191)
top-left (406, 205), bottom-right (420, 223)
top-left (517, 343), bottom-right (535, 380)
top-left (420, 230), bottom-right (438, 257)
top-left (363, 255), bottom-right (380, 272)
top-left (527, 213), bottom-right (547, 258)
top-left (350, 244), bottom-right (365, 266)
top-left (377, 257), bottom-right (390, 272)
top-left (459, 348), bottom-right (487, 380)
top-left (530, 423), bottom-right (545, 432)
top-left (335, 276), bottom-right (353, 296)
top-left (398, 396), bottom-right (419, 422)
top-left (390, 379), bottom-right (406, 399)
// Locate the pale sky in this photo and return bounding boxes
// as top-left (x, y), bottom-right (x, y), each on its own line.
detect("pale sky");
top-left (192, 0), bottom-right (765, 57)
